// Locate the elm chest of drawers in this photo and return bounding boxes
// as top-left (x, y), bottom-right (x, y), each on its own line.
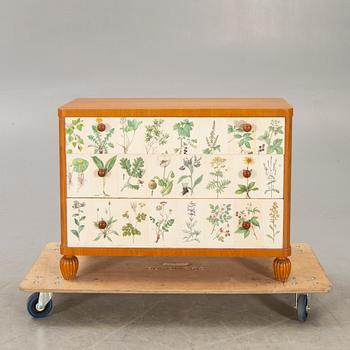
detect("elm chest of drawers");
top-left (58, 98), bottom-right (293, 282)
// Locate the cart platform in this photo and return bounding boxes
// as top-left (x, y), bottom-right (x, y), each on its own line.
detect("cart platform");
top-left (20, 242), bottom-right (331, 295)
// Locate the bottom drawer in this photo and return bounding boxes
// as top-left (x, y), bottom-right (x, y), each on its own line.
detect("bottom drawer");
top-left (66, 198), bottom-right (283, 249)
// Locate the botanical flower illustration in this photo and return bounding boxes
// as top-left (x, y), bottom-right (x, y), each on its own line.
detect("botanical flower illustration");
top-left (119, 157), bottom-right (145, 191)
top-left (144, 119), bottom-right (169, 154)
top-left (151, 154), bottom-right (175, 196)
top-left (263, 156), bottom-right (280, 197)
top-left (235, 203), bottom-right (260, 239)
top-left (258, 120), bottom-right (284, 154)
top-left (70, 201), bottom-right (86, 240)
top-left (183, 201), bottom-right (201, 243)
top-left (177, 156), bottom-right (203, 196)
top-left (88, 119), bottom-right (115, 154)
top-left (66, 118), bottom-right (84, 154)
top-left (91, 155), bottom-right (117, 196)
top-left (228, 121), bottom-right (254, 154)
top-left (235, 157), bottom-right (259, 198)
top-left (68, 158), bottom-right (89, 188)
top-left (122, 202), bottom-right (147, 243)
top-left (267, 202), bottom-right (280, 242)
top-left (206, 203), bottom-right (232, 242)
top-left (119, 118), bottom-right (143, 154)
top-left (173, 119), bottom-right (198, 154)
top-left (94, 201), bottom-right (119, 241)
top-left (206, 156), bottom-right (231, 198)
top-left (150, 201), bottom-right (175, 243)
top-left (202, 121), bottom-right (221, 154)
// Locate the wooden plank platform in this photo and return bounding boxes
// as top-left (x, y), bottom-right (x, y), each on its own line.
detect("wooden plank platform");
top-left (19, 243), bottom-right (331, 294)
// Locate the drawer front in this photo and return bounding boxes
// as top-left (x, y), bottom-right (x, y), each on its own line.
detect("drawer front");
top-left (65, 117), bottom-right (285, 156)
top-left (64, 116), bottom-right (287, 251)
top-left (66, 198), bottom-right (283, 249)
top-left (66, 154), bottom-right (284, 199)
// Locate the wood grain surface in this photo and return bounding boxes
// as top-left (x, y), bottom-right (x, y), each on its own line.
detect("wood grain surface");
top-left (58, 98), bottom-right (293, 118)
top-left (20, 243), bottom-right (331, 294)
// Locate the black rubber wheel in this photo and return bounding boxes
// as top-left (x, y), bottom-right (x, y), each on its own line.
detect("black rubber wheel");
top-left (297, 294), bottom-right (308, 322)
top-left (27, 293), bottom-right (53, 318)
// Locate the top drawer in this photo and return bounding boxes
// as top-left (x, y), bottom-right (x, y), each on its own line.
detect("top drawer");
top-left (65, 117), bottom-right (285, 156)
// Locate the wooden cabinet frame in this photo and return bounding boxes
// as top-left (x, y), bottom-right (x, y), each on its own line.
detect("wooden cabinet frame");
top-left (58, 98), bottom-right (293, 281)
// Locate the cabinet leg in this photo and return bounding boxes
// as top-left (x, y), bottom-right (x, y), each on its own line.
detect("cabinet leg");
top-left (273, 257), bottom-right (291, 282)
top-left (60, 255), bottom-right (79, 280)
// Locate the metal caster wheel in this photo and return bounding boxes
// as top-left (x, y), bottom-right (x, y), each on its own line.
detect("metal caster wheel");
top-left (296, 294), bottom-right (309, 322)
top-left (27, 292), bottom-right (53, 318)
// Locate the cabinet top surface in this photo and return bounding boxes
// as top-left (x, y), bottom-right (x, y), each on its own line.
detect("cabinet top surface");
top-left (58, 98), bottom-right (293, 117)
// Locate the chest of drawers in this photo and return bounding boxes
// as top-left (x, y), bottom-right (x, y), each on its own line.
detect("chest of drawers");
top-left (58, 98), bottom-right (293, 282)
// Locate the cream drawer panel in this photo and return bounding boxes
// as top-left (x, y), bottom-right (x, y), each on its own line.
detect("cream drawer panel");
top-left (66, 154), bottom-right (284, 199)
top-left (67, 198), bottom-right (283, 249)
top-left (65, 117), bottom-right (285, 155)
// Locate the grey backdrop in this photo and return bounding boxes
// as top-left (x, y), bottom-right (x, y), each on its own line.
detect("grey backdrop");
top-left (1, 1), bottom-right (349, 349)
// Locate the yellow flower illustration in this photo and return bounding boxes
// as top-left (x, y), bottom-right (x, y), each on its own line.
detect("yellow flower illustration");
top-left (210, 156), bottom-right (226, 167)
top-left (95, 117), bottom-right (103, 123)
top-left (244, 156), bottom-right (254, 165)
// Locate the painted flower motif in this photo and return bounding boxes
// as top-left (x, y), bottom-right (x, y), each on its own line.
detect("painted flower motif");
top-left (72, 201), bottom-right (86, 209)
top-left (244, 157), bottom-right (254, 165)
top-left (210, 156), bottom-right (226, 167)
top-left (95, 117), bottom-right (103, 123)
top-left (159, 153), bottom-right (171, 168)
top-left (156, 201), bottom-right (167, 211)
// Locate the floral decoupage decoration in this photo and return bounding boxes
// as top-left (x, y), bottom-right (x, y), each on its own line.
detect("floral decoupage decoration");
top-left (206, 156), bottom-right (231, 198)
top-left (202, 120), bottom-right (221, 154)
top-left (94, 201), bottom-right (119, 241)
top-left (119, 157), bottom-right (145, 191)
top-left (91, 155), bottom-right (117, 196)
top-left (70, 201), bottom-right (86, 240)
top-left (206, 203), bottom-right (232, 242)
top-left (235, 203), bottom-right (260, 239)
top-left (150, 201), bottom-right (175, 243)
top-left (267, 201), bottom-right (280, 242)
top-left (149, 154), bottom-right (175, 196)
top-left (88, 118), bottom-right (115, 154)
top-left (258, 120), bottom-right (284, 154)
top-left (173, 119), bottom-right (198, 154)
top-left (67, 158), bottom-right (89, 188)
top-left (119, 118), bottom-right (142, 154)
top-left (235, 157), bottom-right (259, 198)
top-left (263, 156), bottom-right (280, 197)
top-left (183, 201), bottom-right (201, 243)
top-left (178, 156), bottom-right (203, 196)
top-left (66, 118), bottom-right (84, 154)
top-left (228, 121), bottom-right (254, 154)
top-left (144, 119), bottom-right (169, 154)
top-left (122, 202), bottom-right (147, 243)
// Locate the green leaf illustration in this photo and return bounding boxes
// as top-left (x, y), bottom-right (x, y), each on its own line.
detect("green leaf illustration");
top-left (131, 157), bottom-right (144, 178)
top-left (177, 175), bottom-right (190, 184)
top-left (193, 174), bottom-right (203, 188)
top-left (92, 156), bottom-right (104, 169)
top-left (106, 155), bottom-right (117, 173)
top-left (71, 229), bottom-right (79, 239)
top-left (122, 223), bottom-right (141, 237)
top-left (72, 158), bottom-right (89, 173)
top-left (250, 216), bottom-right (260, 227)
top-left (120, 158), bottom-right (132, 175)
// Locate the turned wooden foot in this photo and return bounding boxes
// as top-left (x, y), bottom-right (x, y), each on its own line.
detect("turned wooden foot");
top-left (273, 257), bottom-right (291, 282)
top-left (60, 255), bottom-right (79, 280)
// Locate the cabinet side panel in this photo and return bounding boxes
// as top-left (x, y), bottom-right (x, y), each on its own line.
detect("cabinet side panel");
top-left (59, 117), bottom-right (68, 248)
top-left (283, 116), bottom-right (292, 254)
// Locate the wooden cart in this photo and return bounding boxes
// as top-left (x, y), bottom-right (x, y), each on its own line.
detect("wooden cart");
top-left (20, 242), bottom-right (331, 322)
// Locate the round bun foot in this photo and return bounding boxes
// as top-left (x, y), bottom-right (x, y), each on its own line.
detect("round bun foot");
top-left (60, 255), bottom-right (79, 280)
top-left (273, 257), bottom-right (291, 282)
